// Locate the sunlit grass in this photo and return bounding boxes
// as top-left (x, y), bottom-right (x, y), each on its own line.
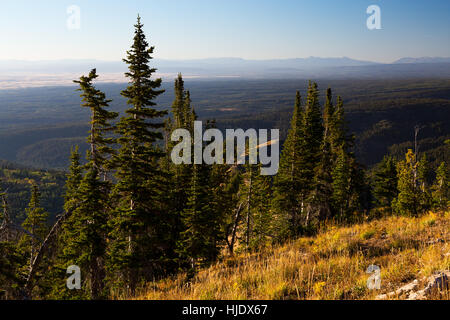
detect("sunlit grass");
top-left (134, 211), bottom-right (450, 300)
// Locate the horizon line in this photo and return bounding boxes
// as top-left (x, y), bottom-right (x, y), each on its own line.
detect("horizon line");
top-left (1, 56), bottom-right (449, 65)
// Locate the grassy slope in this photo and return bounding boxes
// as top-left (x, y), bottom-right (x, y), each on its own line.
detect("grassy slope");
top-left (136, 211), bottom-right (449, 300)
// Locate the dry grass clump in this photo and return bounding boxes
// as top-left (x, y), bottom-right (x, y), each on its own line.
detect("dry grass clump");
top-left (135, 211), bottom-right (450, 300)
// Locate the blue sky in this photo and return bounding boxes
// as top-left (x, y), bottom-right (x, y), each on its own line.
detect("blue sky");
top-left (0, 0), bottom-right (449, 62)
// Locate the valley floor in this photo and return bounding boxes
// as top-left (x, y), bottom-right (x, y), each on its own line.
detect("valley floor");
top-left (134, 211), bottom-right (449, 300)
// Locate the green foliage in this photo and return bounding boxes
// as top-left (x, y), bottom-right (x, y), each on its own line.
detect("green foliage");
top-left (417, 154), bottom-right (433, 210)
top-left (331, 146), bottom-right (352, 220)
top-left (273, 91), bottom-right (304, 235)
top-left (178, 163), bottom-right (218, 267)
top-left (248, 166), bottom-right (273, 250)
top-left (392, 150), bottom-right (421, 216)
top-left (432, 162), bottom-right (449, 211)
top-left (274, 84), bottom-right (363, 234)
top-left (0, 241), bottom-right (25, 299)
top-left (163, 75), bottom-right (197, 267)
top-left (373, 156), bottom-right (398, 208)
top-left (55, 68), bottom-right (118, 299)
top-left (73, 69), bottom-right (118, 174)
top-left (0, 160), bottom-right (65, 223)
top-left (107, 16), bottom-right (169, 292)
top-left (20, 185), bottom-right (49, 260)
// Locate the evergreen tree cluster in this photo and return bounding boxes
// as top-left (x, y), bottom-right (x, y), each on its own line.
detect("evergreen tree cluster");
top-left (273, 83), bottom-right (366, 237)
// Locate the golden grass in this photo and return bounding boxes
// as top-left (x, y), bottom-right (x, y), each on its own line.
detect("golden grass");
top-left (135, 211), bottom-right (450, 300)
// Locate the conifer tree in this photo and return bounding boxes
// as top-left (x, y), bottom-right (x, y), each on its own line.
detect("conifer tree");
top-left (432, 162), bottom-right (449, 211)
top-left (331, 146), bottom-right (351, 220)
top-left (108, 16), bottom-right (168, 292)
top-left (20, 185), bottom-right (49, 272)
top-left (56, 70), bottom-right (117, 299)
top-left (208, 151), bottom-right (233, 254)
top-left (47, 147), bottom-right (83, 299)
top-left (183, 91), bottom-right (196, 133)
top-left (417, 154), bottom-right (432, 210)
top-left (373, 156), bottom-right (398, 208)
top-left (393, 149), bottom-right (421, 216)
top-left (0, 188), bottom-right (26, 299)
top-left (73, 69), bottom-right (118, 176)
top-left (63, 166), bottom-right (111, 299)
top-left (273, 92), bottom-right (304, 236)
top-left (328, 95), bottom-right (353, 160)
top-left (327, 94), bottom-right (360, 220)
top-left (164, 75), bottom-right (195, 257)
top-left (308, 88), bottom-right (335, 223)
top-left (300, 82), bottom-right (324, 227)
top-left (178, 163), bottom-right (217, 269)
top-left (177, 119), bottom-right (226, 268)
top-left (62, 146), bottom-right (83, 220)
top-left (171, 73), bottom-right (186, 128)
top-left (249, 166), bottom-right (273, 250)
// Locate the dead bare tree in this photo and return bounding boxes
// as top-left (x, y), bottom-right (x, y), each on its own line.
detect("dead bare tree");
top-left (226, 202), bottom-right (243, 255)
top-left (414, 125), bottom-right (425, 159)
top-left (23, 210), bottom-right (69, 298)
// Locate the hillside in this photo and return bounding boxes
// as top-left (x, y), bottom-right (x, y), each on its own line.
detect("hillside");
top-left (0, 160), bottom-right (65, 223)
top-left (136, 211), bottom-right (450, 300)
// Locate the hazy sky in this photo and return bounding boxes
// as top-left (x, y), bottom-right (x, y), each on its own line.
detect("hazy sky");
top-left (1, 0), bottom-right (449, 63)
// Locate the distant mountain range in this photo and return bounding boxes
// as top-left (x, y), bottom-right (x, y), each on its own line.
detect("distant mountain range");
top-left (0, 57), bottom-right (449, 89)
top-left (393, 57), bottom-right (450, 64)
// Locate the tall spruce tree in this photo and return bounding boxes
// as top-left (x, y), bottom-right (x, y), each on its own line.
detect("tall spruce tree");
top-left (108, 16), bottom-right (168, 293)
top-left (300, 82), bottom-right (324, 227)
top-left (56, 70), bottom-right (117, 299)
top-left (328, 94), bottom-right (360, 221)
top-left (273, 91), bottom-right (304, 236)
top-left (308, 88), bottom-right (335, 223)
top-left (164, 75), bottom-right (195, 262)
